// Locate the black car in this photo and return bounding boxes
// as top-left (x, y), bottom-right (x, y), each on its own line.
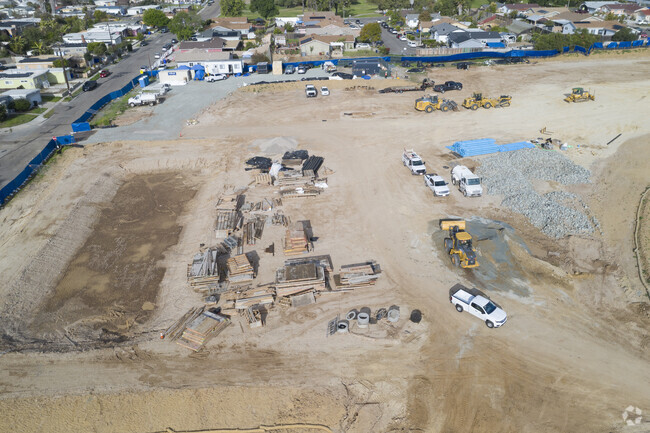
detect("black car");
top-left (407, 68), bottom-right (424, 73)
top-left (141, 41), bottom-right (148, 46)
top-left (171, 38), bottom-right (178, 44)
top-left (160, 27), bottom-right (169, 33)
top-left (82, 80), bottom-right (98, 91)
top-left (433, 81), bottom-right (463, 93)
top-left (456, 62), bottom-right (470, 70)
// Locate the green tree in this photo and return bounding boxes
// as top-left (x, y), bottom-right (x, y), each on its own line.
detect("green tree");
top-left (250, 0), bottom-right (279, 19)
top-left (9, 36), bottom-right (27, 54)
top-left (87, 42), bottom-right (108, 55)
top-left (221, 0), bottom-right (246, 16)
top-left (93, 10), bottom-right (108, 21)
top-left (418, 10), bottom-right (431, 22)
top-left (53, 58), bottom-right (68, 67)
top-left (284, 22), bottom-right (294, 32)
top-left (0, 104), bottom-right (7, 122)
top-left (13, 99), bottom-right (32, 112)
top-left (433, 0), bottom-right (456, 16)
top-left (142, 9), bottom-right (169, 28)
top-left (31, 41), bottom-right (49, 55)
top-left (612, 27), bottom-right (635, 42)
top-left (359, 22), bottom-right (381, 42)
top-left (169, 11), bottom-right (202, 40)
top-left (136, 32), bottom-right (145, 41)
top-left (488, 1), bottom-right (497, 13)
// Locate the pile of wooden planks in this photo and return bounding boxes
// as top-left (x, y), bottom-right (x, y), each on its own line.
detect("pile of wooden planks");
top-left (275, 261), bottom-right (326, 297)
top-left (173, 307), bottom-right (231, 352)
top-left (272, 212), bottom-right (290, 226)
top-left (232, 287), bottom-right (275, 310)
top-left (275, 170), bottom-right (311, 187)
top-left (243, 216), bottom-right (265, 245)
top-left (216, 192), bottom-right (244, 211)
top-left (284, 224), bottom-right (309, 255)
top-left (280, 185), bottom-right (322, 199)
top-left (255, 173), bottom-right (272, 185)
top-left (227, 254), bottom-right (255, 283)
top-left (215, 210), bottom-right (241, 239)
top-left (336, 260), bottom-right (382, 289)
top-left (187, 248), bottom-right (219, 287)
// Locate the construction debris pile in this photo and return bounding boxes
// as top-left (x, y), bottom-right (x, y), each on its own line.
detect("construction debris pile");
top-left (164, 306), bottom-right (231, 352)
top-left (187, 248), bottom-right (219, 288)
top-left (476, 148), bottom-right (598, 238)
top-left (327, 305), bottom-right (400, 335)
top-left (335, 261), bottom-right (382, 289)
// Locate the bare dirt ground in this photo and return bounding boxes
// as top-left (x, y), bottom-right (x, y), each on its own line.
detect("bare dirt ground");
top-left (0, 53), bottom-right (649, 433)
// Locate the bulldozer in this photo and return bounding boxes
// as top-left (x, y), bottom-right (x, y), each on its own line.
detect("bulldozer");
top-left (440, 219), bottom-right (479, 269)
top-left (564, 87), bottom-right (595, 103)
top-left (415, 94), bottom-right (459, 113)
top-left (462, 93), bottom-right (511, 110)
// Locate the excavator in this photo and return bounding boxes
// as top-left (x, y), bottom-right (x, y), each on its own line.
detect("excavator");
top-left (440, 219), bottom-right (479, 269)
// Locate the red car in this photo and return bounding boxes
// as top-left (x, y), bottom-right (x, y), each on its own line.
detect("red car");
top-left (99, 69), bottom-right (110, 78)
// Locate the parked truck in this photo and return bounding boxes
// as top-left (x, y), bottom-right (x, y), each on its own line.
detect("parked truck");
top-left (379, 78), bottom-right (435, 94)
top-left (424, 174), bottom-right (450, 196)
top-left (305, 84), bottom-right (317, 98)
top-left (128, 93), bottom-right (159, 107)
top-left (451, 165), bottom-right (482, 197)
top-left (402, 149), bottom-right (426, 175)
top-left (450, 286), bottom-right (507, 328)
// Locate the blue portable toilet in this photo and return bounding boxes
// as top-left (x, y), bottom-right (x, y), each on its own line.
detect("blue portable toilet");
top-left (139, 75), bottom-right (150, 88)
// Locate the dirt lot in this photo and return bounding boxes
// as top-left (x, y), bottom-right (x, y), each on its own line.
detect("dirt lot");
top-left (0, 54), bottom-right (649, 433)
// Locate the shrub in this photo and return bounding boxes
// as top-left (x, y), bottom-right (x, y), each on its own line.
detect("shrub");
top-left (13, 99), bottom-right (32, 112)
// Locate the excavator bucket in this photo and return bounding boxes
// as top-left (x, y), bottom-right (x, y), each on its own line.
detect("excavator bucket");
top-left (440, 219), bottom-right (466, 231)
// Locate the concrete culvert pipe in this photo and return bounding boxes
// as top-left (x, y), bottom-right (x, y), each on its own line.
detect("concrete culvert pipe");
top-left (337, 320), bottom-right (349, 333)
top-left (410, 309), bottom-right (422, 323)
top-left (346, 309), bottom-right (357, 321)
top-left (357, 312), bottom-right (370, 328)
top-left (387, 305), bottom-right (400, 323)
top-left (360, 306), bottom-right (371, 316)
top-left (375, 308), bottom-right (388, 321)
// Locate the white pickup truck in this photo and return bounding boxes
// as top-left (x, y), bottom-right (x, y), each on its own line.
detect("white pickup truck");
top-left (402, 149), bottom-right (426, 175)
top-left (424, 174), bottom-right (450, 197)
top-left (451, 165), bottom-right (483, 197)
top-left (305, 84), bottom-right (317, 98)
top-left (450, 287), bottom-right (507, 328)
top-left (128, 93), bottom-right (159, 107)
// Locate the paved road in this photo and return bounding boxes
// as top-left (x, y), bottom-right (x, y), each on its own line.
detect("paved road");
top-left (381, 27), bottom-right (417, 57)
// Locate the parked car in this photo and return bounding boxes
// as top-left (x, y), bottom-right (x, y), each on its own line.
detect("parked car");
top-left (205, 74), bottom-right (227, 82)
top-left (321, 86), bottom-right (330, 96)
top-left (407, 40), bottom-right (418, 48)
top-left (128, 93), bottom-right (159, 107)
top-left (305, 84), bottom-right (317, 98)
top-left (154, 52), bottom-right (161, 59)
top-left (407, 67), bottom-right (424, 73)
top-left (141, 41), bottom-right (148, 46)
top-left (171, 38), bottom-right (178, 44)
top-left (424, 174), bottom-right (450, 197)
top-left (99, 69), bottom-right (110, 78)
top-left (456, 62), bottom-right (470, 70)
top-left (160, 27), bottom-right (169, 33)
top-left (82, 80), bottom-right (98, 91)
top-left (356, 42), bottom-right (371, 49)
top-left (433, 81), bottom-right (463, 93)
top-left (390, 28), bottom-right (398, 34)
top-left (285, 65), bottom-right (295, 74)
top-left (297, 66), bottom-right (307, 74)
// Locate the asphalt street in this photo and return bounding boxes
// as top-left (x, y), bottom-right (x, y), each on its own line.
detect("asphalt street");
top-left (0, 1), bottom-right (220, 190)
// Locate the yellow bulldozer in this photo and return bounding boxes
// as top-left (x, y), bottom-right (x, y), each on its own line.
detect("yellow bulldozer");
top-left (462, 93), bottom-right (511, 110)
top-left (564, 87), bottom-right (595, 103)
top-left (415, 94), bottom-right (459, 113)
top-left (440, 219), bottom-right (479, 269)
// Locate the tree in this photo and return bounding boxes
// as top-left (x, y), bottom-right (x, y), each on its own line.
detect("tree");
top-left (169, 11), bottom-right (202, 40)
top-left (418, 10), bottom-right (431, 22)
top-left (142, 9), bottom-right (169, 28)
top-left (359, 22), bottom-right (381, 42)
top-left (488, 2), bottom-right (497, 13)
top-left (221, 0), bottom-right (246, 16)
top-left (250, 0), bottom-right (279, 19)
top-left (31, 41), bottom-right (49, 55)
top-left (433, 0), bottom-right (456, 16)
top-left (13, 99), bottom-right (32, 112)
top-left (612, 27), bottom-right (636, 42)
top-left (53, 58), bottom-right (68, 67)
top-left (9, 36), bottom-right (27, 54)
top-left (284, 22), bottom-right (294, 32)
top-left (87, 42), bottom-right (108, 55)
top-left (93, 10), bottom-right (108, 21)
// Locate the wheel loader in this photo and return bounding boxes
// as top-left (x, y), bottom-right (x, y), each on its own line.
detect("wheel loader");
top-left (440, 219), bottom-right (479, 269)
top-left (462, 93), bottom-right (511, 110)
top-left (564, 87), bottom-right (595, 103)
top-left (415, 94), bottom-right (459, 113)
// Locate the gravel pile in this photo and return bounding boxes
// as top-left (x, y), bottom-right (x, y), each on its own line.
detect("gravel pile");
top-left (477, 149), bottom-right (596, 238)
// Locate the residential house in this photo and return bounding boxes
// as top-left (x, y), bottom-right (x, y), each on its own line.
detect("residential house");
top-left (94, 0), bottom-right (118, 6)
top-left (95, 6), bottom-right (126, 15)
top-left (299, 34), bottom-right (354, 56)
top-left (580, 1), bottom-right (619, 13)
top-left (63, 29), bottom-right (123, 45)
top-left (600, 3), bottom-right (639, 17)
top-left (211, 17), bottom-right (253, 39)
top-left (94, 20), bottom-right (146, 37)
top-left (0, 69), bottom-right (48, 89)
top-left (405, 13), bottom-right (420, 29)
top-left (635, 8), bottom-right (650, 23)
top-left (53, 43), bottom-right (88, 57)
top-left (302, 22), bottom-right (360, 37)
top-left (430, 23), bottom-right (463, 44)
top-left (0, 18), bottom-right (39, 36)
top-left (16, 56), bottom-right (59, 70)
top-left (173, 51), bottom-right (243, 75)
top-left (275, 17), bottom-right (300, 27)
top-left (3, 88), bottom-right (42, 106)
top-left (499, 3), bottom-right (540, 15)
top-left (573, 19), bottom-right (625, 36)
top-left (448, 30), bottom-right (502, 48)
top-left (177, 38), bottom-right (228, 53)
top-left (126, 5), bottom-right (161, 16)
top-left (506, 19), bottom-right (535, 38)
top-left (431, 17), bottom-right (469, 29)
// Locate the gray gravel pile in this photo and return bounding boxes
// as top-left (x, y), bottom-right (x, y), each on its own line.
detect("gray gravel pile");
top-left (477, 149), bottom-right (596, 238)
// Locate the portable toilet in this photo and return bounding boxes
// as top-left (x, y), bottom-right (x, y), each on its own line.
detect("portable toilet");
top-left (139, 75), bottom-right (150, 88)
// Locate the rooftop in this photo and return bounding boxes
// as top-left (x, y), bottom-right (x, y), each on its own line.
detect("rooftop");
top-left (173, 50), bottom-right (235, 62)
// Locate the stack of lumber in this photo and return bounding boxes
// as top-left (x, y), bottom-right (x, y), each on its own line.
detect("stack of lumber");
top-left (175, 308), bottom-right (231, 352)
top-left (216, 192), bottom-right (244, 211)
top-left (272, 212), bottom-right (290, 226)
top-left (247, 198), bottom-right (276, 212)
top-left (274, 262), bottom-right (326, 297)
top-left (285, 255), bottom-right (333, 273)
top-left (255, 173), bottom-right (272, 185)
top-left (302, 156), bottom-right (324, 177)
top-left (227, 254), bottom-right (255, 283)
top-left (243, 217), bottom-right (265, 245)
top-left (187, 248), bottom-right (219, 287)
top-left (243, 306), bottom-right (263, 328)
top-left (336, 260), bottom-right (382, 289)
top-left (215, 210), bottom-right (241, 239)
top-left (284, 224), bottom-right (309, 255)
top-left (233, 287), bottom-right (275, 310)
top-left (280, 185), bottom-right (322, 199)
top-left (275, 170), bottom-right (312, 187)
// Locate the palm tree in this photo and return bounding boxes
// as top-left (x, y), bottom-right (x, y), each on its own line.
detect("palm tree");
top-left (9, 36), bottom-right (27, 54)
top-left (32, 41), bottom-right (47, 55)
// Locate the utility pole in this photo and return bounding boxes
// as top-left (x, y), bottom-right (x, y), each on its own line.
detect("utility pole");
top-left (56, 44), bottom-right (71, 96)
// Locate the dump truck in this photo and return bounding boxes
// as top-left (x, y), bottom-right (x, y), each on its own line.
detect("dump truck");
top-left (379, 78), bottom-right (435, 94)
top-left (564, 87), bottom-right (595, 103)
top-left (440, 219), bottom-right (479, 269)
top-left (414, 94), bottom-right (458, 113)
top-left (450, 286), bottom-right (507, 328)
top-left (462, 93), bottom-right (511, 110)
top-left (451, 165), bottom-right (482, 197)
top-left (402, 149), bottom-right (426, 175)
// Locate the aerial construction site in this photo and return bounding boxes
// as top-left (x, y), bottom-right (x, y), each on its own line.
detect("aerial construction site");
top-left (0, 53), bottom-right (649, 433)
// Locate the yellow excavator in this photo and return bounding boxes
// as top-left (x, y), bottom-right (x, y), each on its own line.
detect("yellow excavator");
top-left (440, 219), bottom-right (479, 269)
top-left (564, 87), bottom-right (595, 103)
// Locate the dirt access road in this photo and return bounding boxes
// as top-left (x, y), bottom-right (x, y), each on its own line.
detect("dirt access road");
top-left (0, 53), bottom-right (649, 433)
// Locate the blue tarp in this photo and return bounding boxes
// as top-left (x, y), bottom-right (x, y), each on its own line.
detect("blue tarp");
top-left (487, 42), bottom-right (506, 48)
top-left (498, 141), bottom-right (535, 152)
top-left (607, 42), bottom-right (618, 49)
top-left (447, 138), bottom-right (534, 157)
top-left (632, 40), bottom-right (644, 47)
top-left (618, 41), bottom-right (632, 48)
top-left (177, 65), bottom-right (191, 70)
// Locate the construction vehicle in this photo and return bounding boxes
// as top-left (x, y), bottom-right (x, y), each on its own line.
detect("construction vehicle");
top-left (451, 165), bottom-right (483, 197)
top-left (379, 78), bottom-right (435, 94)
top-left (440, 219), bottom-right (479, 269)
top-left (564, 87), bottom-right (595, 103)
top-left (462, 93), bottom-right (511, 110)
top-left (414, 94), bottom-right (458, 113)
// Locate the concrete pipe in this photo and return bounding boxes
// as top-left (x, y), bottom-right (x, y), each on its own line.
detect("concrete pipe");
top-left (387, 305), bottom-right (400, 323)
top-left (357, 312), bottom-right (370, 328)
top-left (346, 309), bottom-right (357, 321)
top-left (375, 308), bottom-right (388, 321)
top-left (337, 319), bottom-right (349, 333)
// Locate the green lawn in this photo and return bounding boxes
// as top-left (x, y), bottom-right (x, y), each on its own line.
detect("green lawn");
top-left (90, 89), bottom-right (138, 127)
top-left (32, 107), bottom-right (47, 114)
top-left (0, 113), bottom-right (37, 128)
top-left (42, 95), bottom-right (62, 103)
top-left (44, 109), bottom-right (56, 119)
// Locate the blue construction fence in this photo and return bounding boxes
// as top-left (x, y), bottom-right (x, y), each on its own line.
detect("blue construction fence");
top-left (0, 135), bottom-right (75, 206)
top-left (71, 74), bottom-right (146, 132)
